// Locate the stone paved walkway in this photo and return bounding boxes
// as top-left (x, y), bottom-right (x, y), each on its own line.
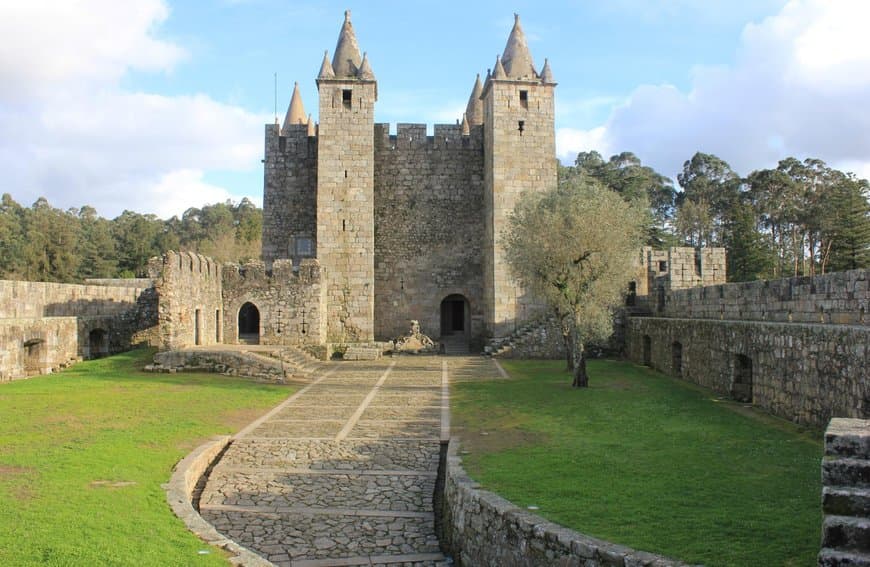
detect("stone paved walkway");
top-left (200, 355), bottom-right (498, 566)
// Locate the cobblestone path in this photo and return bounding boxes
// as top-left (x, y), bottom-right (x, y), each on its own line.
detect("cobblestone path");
top-left (200, 355), bottom-right (477, 567)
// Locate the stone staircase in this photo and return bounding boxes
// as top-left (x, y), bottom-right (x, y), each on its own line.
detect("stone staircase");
top-left (821, 418), bottom-right (870, 566)
top-left (440, 334), bottom-right (469, 355)
top-left (486, 316), bottom-right (557, 357)
top-left (271, 345), bottom-right (323, 378)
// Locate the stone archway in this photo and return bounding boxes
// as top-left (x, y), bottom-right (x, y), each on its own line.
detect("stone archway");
top-left (88, 329), bottom-right (108, 359)
top-left (440, 294), bottom-right (469, 354)
top-left (238, 302), bottom-right (260, 345)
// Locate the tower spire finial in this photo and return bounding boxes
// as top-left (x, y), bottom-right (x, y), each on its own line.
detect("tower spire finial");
top-left (332, 10), bottom-right (362, 78)
top-left (501, 13), bottom-right (537, 79)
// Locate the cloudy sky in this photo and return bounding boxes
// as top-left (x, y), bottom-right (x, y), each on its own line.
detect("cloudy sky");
top-left (1, 0), bottom-right (868, 218)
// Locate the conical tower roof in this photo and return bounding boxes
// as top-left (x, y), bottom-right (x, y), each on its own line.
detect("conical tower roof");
top-left (465, 74), bottom-right (483, 126)
top-left (331, 10), bottom-right (362, 78)
top-left (501, 14), bottom-right (537, 79)
top-left (460, 113), bottom-right (470, 136)
top-left (281, 82), bottom-right (306, 135)
top-left (540, 58), bottom-right (555, 84)
top-left (357, 52), bottom-right (375, 81)
top-left (318, 50), bottom-right (335, 79)
top-left (492, 55), bottom-right (506, 80)
top-left (307, 114), bottom-right (316, 136)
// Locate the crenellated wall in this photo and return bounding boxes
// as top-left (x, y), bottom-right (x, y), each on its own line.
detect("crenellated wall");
top-left (626, 269), bottom-right (869, 426)
top-left (373, 123), bottom-right (486, 345)
top-left (150, 251), bottom-right (223, 351)
top-left (221, 258), bottom-right (326, 346)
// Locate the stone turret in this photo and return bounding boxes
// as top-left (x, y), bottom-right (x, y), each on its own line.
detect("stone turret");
top-left (280, 82), bottom-right (307, 135)
top-left (465, 74), bottom-right (484, 126)
top-left (481, 13), bottom-right (556, 337)
top-left (316, 10), bottom-right (377, 342)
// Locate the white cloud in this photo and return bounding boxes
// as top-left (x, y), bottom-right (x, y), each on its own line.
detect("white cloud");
top-left (0, 0), bottom-right (263, 218)
top-left (556, 127), bottom-right (610, 164)
top-left (558, 0), bottom-right (870, 180)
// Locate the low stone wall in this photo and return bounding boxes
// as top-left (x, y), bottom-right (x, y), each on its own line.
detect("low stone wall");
top-left (148, 349), bottom-right (293, 383)
top-left (493, 317), bottom-right (565, 359)
top-left (820, 418), bottom-right (870, 565)
top-left (626, 317), bottom-right (869, 426)
top-left (0, 279), bottom-right (151, 319)
top-left (656, 269), bottom-right (868, 325)
top-left (440, 439), bottom-right (687, 566)
top-left (0, 317), bottom-right (79, 381)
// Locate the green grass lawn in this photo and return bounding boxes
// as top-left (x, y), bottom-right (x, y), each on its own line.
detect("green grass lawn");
top-left (0, 349), bottom-right (291, 566)
top-left (452, 359), bottom-right (822, 567)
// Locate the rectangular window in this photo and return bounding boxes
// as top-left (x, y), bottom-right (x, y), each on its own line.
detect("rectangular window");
top-left (658, 261), bottom-right (667, 272)
top-left (519, 90), bottom-right (528, 108)
top-left (342, 89), bottom-right (352, 109)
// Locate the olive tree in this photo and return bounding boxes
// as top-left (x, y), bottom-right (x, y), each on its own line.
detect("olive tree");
top-left (504, 178), bottom-right (646, 387)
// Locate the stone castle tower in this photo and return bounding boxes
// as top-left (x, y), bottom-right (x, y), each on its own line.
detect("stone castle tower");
top-left (263, 12), bottom-right (557, 348)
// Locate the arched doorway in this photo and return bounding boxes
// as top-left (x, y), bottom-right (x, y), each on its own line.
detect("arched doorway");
top-left (88, 329), bottom-right (108, 359)
top-left (440, 294), bottom-right (469, 354)
top-left (238, 302), bottom-right (260, 345)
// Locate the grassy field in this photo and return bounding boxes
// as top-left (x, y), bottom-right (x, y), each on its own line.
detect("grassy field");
top-left (0, 349), bottom-right (291, 566)
top-left (452, 359), bottom-right (822, 567)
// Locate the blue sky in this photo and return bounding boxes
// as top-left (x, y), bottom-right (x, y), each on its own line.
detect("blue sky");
top-left (1, 1), bottom-right (869, 218)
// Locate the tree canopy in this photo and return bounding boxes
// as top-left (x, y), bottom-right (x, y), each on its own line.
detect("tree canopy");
top-left (504, 176), bottom-right (646, 387)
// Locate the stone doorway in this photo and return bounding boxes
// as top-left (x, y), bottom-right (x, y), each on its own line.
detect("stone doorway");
top-left (23, 338), bottom-right (44, 375)
top-left (440, 294), bottom-right (469, 354)
top-left (672, 341), bottom-right (683, 377)
top-left (642, 335), bottom-right (651, 366)
top-left (238, 302), bottom-right (261, 345)
top-left (732, 354), bottom-right (753, 403)
top-left (88, 329), bottom-right (108, 359)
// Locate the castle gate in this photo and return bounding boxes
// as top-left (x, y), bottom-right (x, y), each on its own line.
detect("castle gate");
top-left (238, 302), bottom-right (260, 345)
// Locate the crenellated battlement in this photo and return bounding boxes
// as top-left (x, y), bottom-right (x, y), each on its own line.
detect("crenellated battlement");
top-left (373, 123), bottom-right (484, 151)
top-left (266, 123), bottom-right (317, 157)
top-left (151, 250), bottom-right (222, 281)
top-left (222, 258), bottom-right (323, 286)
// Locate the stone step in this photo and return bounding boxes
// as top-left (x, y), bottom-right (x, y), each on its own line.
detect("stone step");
top-left (825, 458), bottom-right (870, 489)
top-left (819, 547), bottom-right (870, 566)
top-left (825, 486), bottom-right (870, 517)
top-left (827, 419), bottom-right (870, 460)
top-left (823, 515), bottom-right (870, 551)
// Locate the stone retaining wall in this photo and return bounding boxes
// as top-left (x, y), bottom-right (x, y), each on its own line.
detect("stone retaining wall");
top-left (440, 439), bottom-right (687, 566)
top-left (626, 317), bottom-right (869, 426)
top-left (149, 350), bottom-right (293, 383)
top-left (656, 269), bottom-right (868, 325)
top-left (0, 279), bottom-right (150, 319)
top-left (0, 317), bottom-right (79, 381)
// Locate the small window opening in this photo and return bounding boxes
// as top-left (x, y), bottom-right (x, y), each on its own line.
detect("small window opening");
top-left (344, 170), bottom-right (348, 178)
top-left (658, 261), bottom-right (667, 272)
top-left (342, 219), bottom-right (346, 231)
top-left (517, 120), bottom-right (525, 135)
top-left (519, 90), bottom-right (528, 108)
top-left (342, 89), bottom-right (352, 109)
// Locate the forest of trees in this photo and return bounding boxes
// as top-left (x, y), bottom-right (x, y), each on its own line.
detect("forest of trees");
top-left (1, 149), bottom-right (867, 284)
top-left (562, 151), bottom-right (870, 281)
top-left (0, 195), bottom-right (262, 282)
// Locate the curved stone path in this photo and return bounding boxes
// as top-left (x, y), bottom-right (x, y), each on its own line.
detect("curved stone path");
top-left (199, 355), bottom-right (499, 566)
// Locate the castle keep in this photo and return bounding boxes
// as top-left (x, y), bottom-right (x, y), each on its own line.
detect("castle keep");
top-left (263, 12), bottom-right (556, 348)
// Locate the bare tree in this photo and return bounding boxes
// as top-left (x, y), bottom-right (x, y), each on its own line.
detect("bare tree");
top-left (504, 178), bottom-right (645, 387)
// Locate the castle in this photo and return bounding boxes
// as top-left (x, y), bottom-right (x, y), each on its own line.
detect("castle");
top-left (262, 11), bottom-right (557, 349)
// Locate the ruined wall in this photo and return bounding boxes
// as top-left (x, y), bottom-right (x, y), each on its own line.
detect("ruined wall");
top-left (0, 279), bottom-right (150, 319)
top-left (261, 124), bottom-right (318, 267)
top-left (373, 123), bottom-right (485, 343)
top-left (151, 251), bottom-right (223, 351)
top-left (221, 259), bottom-right (326, 346)
top-left (0, 318), bottom-right (79, 381)
top-left (657, 269), bottom-right (868, 324)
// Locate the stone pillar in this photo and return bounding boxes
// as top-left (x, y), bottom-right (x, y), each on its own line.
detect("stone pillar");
top-left (820, 418), bottom-right (870, 565)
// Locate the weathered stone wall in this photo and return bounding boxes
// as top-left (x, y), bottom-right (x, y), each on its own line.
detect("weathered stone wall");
top-left (316, 78), bottom-right (377, 342)
top-left (221, 259), bottom-right (326, 346)
top-left (149, 349), bottom-right (291, 383)
top-left (0, 279), bottom-right (150, 319)
top-left (440, 439), bottom-right (686, 566)
top-left (483, 79), bottom-right (556, 338)
top-left (261, 124), bottom-right (318, 267)
top-left (151, 251), bottom-right (223, 351)
top-left (0, 317), bottom-right (79, 381)
top-left (632, 247), bottom-right (727, 299)
top-left (657, 269), bottom-right (868, 324)
top-left (373, 123), bottom-right (486, 344)
top-left (627, 317), bottom-right (869, 426)
top-left (820, 418), bottom-right (870, 565)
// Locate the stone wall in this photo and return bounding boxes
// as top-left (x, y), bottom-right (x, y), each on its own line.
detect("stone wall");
top-left (151, 251), bottom-right (223, 351)
top-left (373, 123), bottom-right (486, 344)
top-left (655, 269), bottom-right (868, 324)
top-left (0, 317), bottom-right (79, 381)
top-left (0, 279), bottom-right (150, 319)
top-left (261, 123), bottom-right (318, 267)
top-left (440, 439), bottom-right (686, 566)
top-left (627, 317), bottom-right (869, 426)
top-left (632, 247), bottom-right (727, 299)
top-left (221, 259), bottom-right (326, 346)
